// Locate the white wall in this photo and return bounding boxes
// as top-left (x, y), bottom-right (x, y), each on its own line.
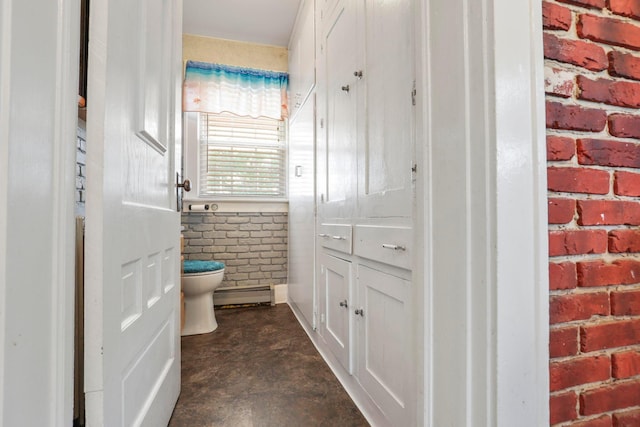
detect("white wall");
top-left (0, 0), bottom-right (79, 425)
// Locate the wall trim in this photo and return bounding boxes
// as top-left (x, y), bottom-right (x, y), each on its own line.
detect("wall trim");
top-left (493, 0), bottom-right (549, 424)
top-left (0, 0), bottom-right (79, 424)
top-left (0, 0), bottom-right (12, 420)
top-left (421, 0), bottom-right (548, 425)
top-left (50, 0), bottom-right (81, 423)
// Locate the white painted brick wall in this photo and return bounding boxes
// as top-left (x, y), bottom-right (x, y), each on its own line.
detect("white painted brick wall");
top-left (181, 212), bottom-right (288, 287)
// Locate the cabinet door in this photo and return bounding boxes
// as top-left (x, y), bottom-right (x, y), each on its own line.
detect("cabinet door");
top-left (288, 96), bottom-right (316, 328)
top-left (319, 253), bottom-right (352, 373)
top-left (288, 0), bottom-right (315, 119)
top-left (317, 1), bottom-right (359, 220)
top-left (358, 0), bottom-right (415, 219)
top-left (355, 264), bottom-right (412, 426)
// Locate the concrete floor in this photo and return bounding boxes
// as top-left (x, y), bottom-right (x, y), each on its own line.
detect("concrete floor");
top-left (168, 304), bottom-right (368, 427)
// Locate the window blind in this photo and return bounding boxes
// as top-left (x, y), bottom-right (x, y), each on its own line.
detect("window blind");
top-left (198, 112), bottom-right (287, 198)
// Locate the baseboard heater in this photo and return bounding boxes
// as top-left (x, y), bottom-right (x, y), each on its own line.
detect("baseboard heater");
top-left (213, 284), bottom-right (274, 306)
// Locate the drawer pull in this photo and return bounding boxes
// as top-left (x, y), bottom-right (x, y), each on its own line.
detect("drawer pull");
top-left (318, 233), bottom-right (330, 238)
top-left (331, 235), bottom-right (346, 240)
top-left (382, 243), bottom-right (406, 251)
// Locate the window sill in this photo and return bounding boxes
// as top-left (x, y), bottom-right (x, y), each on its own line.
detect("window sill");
top-left (182, 199), bottom-right (288, 213)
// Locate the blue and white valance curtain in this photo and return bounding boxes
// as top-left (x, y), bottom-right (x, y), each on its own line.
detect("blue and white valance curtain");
top-left (183, 60), bottom-right (289, 120)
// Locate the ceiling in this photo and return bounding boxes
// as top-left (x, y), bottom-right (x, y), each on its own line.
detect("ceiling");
top-left (182, 0), bottom-right (302, 47)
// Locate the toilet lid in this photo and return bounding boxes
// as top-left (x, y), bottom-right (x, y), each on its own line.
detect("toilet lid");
top-left (183, 260), bottom-right (225, 274)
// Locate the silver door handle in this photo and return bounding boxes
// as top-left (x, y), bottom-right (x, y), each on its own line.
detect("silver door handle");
top-left (318, 233), bottom-right (330, 238)
top-left (332, 235), bottom-right (346, 240)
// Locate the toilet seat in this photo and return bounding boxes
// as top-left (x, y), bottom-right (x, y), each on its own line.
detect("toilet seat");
top-left (183, 260), bottom-right (225, 274)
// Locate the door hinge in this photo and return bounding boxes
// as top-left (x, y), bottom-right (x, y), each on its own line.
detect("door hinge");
top-left (411, 81), bottom-right (417, 106)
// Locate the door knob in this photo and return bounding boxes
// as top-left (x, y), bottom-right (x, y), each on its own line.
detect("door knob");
top-left (177, 178), bottom-right (191, 192)
top-left (175, 173), bottom-right (191, 212)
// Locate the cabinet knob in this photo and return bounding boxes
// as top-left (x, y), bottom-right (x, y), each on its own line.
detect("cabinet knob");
top-left (339, 300), bottom-right (348, 308)
top-left (353, 70), bottom-right (363, 79)
top-left (354, 308), bottom-right (364, 317)
top-left (341, 85), bottom-right (350, 93)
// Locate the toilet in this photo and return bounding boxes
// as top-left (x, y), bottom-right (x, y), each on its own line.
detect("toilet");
top-left (181, 260), bottom-right (225, 336)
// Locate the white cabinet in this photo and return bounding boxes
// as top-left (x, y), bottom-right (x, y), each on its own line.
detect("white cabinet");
top-left (289, 0), bottom-right (417, 425)
top-left (288, 96), bottom-right (316, 328)
top-left (317, 0), bottom-right (415, 221)
top-left (319, 252), bottom-right (352, 373)
top-left (288, 0), bottom-right (316, 120)
top-left (316, 224), bottom-right (415, 426)
top-left (355, 264), bottom-right (412, 426)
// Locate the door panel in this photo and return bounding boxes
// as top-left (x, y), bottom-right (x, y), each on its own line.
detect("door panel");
top-left (320, 253), bottom-right (352, 372)
top-left (85, 0), bottom-right (182, 425)
top-left (358, 0), bottom-right (415, 218)
top-left (356, 264), bottom-right (412, 426)
top-left (318, 1), bottom-right (358, 220)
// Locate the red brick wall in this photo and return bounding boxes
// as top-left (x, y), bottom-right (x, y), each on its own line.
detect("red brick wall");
top-left (545, 1), bottom-right (640, 425)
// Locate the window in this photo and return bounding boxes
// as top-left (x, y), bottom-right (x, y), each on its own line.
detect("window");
top-left (196, 112), bottom-right (287, 199)
top-left (182, 61), bottom-right (289, 206)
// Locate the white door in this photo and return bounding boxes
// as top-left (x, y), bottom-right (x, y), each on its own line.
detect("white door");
top-left (84, 0), bottom-right (183, 425)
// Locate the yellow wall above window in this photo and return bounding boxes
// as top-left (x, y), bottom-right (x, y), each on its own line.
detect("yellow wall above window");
top-left (182, 34), bottom-right (288, 73)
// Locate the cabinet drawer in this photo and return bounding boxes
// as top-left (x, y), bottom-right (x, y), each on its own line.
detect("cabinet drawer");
top-left (318, 223), bottom-right (352, 254)
top-left (353, 225), bottom-right (412, 270)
